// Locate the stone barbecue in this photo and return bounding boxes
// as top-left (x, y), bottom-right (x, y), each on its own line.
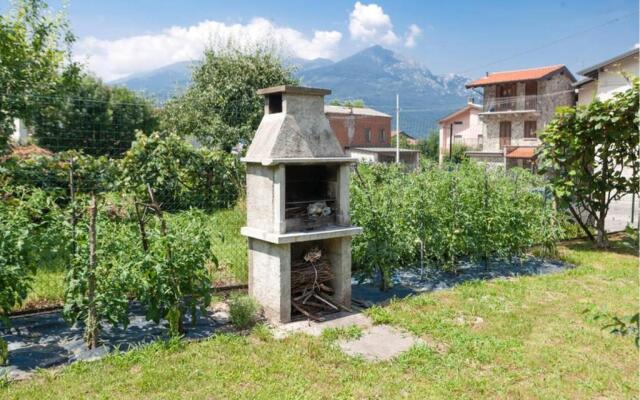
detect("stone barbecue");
top-left (241, 85), bottom-right (362, 323)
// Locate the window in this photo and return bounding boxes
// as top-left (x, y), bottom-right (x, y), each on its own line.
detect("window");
top-left (378, 129), bottom-right (385, 143)
top-left (524, 121), bottom-right (537, 138)
top-left (364, 128), bottom-right (371, 143)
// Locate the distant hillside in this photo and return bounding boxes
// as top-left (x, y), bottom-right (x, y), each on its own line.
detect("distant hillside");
top-left (109, 46), bottom-right (473, 136)
top-left (298, 45), bottom-right (472, 136)
top-left (110, 61), bottom-right (195, 102)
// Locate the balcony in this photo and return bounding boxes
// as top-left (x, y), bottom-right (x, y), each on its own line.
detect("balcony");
top-left (482, 95), bottom-right (539, 114)
top-left (452, 137), bottom-right (483, 151)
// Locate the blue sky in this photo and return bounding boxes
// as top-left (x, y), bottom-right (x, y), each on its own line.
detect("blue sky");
top-left (3, 0), bottom-right (638, 81)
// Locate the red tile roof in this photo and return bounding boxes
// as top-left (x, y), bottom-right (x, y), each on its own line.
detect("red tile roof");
top-left (7, 144), bottom-right (53, 159)
top-left (466, 65), bottom-right (569, 88)
top-left (506, 147), bottom-right (536, 159)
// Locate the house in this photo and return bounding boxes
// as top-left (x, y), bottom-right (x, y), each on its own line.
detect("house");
top-left (325, 105), bottom-right (392, 148)
top-left (575, 48), bottom-right (639, 105)
top-left (465, 65), bottom-right (576, 170)
top-left (347, 147), bottom-right (419, 169)
top-left (575, 48), bottom-right (640, 231)
top-left (437, 102), bottom-right (483, 164)
top-left (324, 105), bottom-right (420, 168)
top-left (391, 130), bottom-right (417, 146)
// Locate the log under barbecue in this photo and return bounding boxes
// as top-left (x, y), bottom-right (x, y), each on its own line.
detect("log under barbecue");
top-left (290, 247), bottom-right (344, 321)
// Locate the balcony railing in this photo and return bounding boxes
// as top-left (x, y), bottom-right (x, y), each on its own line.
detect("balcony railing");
top-left (452, 137), bottom-right (483, 150)
top-left (441, 137), bottom-right (483, 154)
top-left (483, 95), bottom-right (539, 113)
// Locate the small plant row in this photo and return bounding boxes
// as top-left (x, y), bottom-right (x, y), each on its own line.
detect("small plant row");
top-left (0, 133), bottom-right (244, 363)
top-left (350, 161), bottom-right (573, 290)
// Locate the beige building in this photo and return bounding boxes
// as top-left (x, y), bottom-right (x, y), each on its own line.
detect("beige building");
top-left (575, 48), bottom-right (639, 105)
top-left (465, 65), bottom-right (576, 170)
top-left (437, 102), bottom-right (483, 164)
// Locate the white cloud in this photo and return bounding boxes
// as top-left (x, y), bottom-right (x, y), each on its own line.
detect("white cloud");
top-left (348, 2), bottom-right (422, 48)
top-left (349, 2), bottom-right (399, 45)
top-left (635, 43), bottom-right (640, 49)
top-left (75, 18), bottom-right (342, 81)
top-left (404, 24), bottom-right (422, 48)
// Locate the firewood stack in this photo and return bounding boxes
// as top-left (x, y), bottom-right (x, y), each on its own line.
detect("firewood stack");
top-left (290, 247), bottom-right (344, 321)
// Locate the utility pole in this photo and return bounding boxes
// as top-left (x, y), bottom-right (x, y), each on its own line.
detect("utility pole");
top-left (395, 94), bottom-right (400, 164)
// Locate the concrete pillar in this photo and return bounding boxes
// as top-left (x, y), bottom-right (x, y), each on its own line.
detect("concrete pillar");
top-left (326, 237), bottom-right (352, 308)
top-left (248, 238), bottom-right (291, 323)
top-left (336, 164), bottom-right (351, 226)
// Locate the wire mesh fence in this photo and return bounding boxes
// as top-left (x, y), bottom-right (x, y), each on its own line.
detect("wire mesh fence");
top-left (1, 95), bottom-right (253, 315)
top-left (2, 93), bottom-right (636, 316)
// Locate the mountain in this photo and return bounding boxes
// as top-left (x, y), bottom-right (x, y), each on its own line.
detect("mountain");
top-left (110, 61), bottom-right (195, 102)
top-left (109, 46), bottom-right (472, 135)
top-left (297, 45), bottom-right (472, 136)
top-left (287, 57), bottom-right (334, 71)
top-left (109, 57), bottom-right (334, 103)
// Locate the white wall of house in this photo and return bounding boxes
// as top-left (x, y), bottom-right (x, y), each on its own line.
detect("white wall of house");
top-left (438, 105), bottom-right (483, 164)
top-left (11, 118), bottom-right (30, 145)
top-left (347, 149), bottom-right (377, 163)
top-left (577, 53), bottom-right (639, 105)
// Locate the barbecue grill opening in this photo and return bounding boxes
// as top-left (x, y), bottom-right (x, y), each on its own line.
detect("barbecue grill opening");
top-left (285, 165), bottom-right (340, 232)
top-left (267, 93), bottom-right (282, 114)
top-left (290, 240), bottom-right (340, 321)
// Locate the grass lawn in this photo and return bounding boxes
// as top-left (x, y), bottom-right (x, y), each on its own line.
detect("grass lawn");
top-left (3, 235), bottom-right (638, 399)
top-left (16, 203), bottom-right (248, 312)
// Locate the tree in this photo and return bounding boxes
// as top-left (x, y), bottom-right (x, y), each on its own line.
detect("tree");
top-left (0, 0), bottom-right (75, 152)
top-left (120, 132), bottom-right (242, 210)
top-left (32, 74), bottom-right (158, 156)
top-left (390, 133), bottom-right (411, 149)
top-left (160, 45), bottom-right (297, 150)
top-left (416, 130), bottom-right (439, 161)
top-left (538, 77), bottom-right (639, 248)
top-left (329, 99), bottom-right (366, 108)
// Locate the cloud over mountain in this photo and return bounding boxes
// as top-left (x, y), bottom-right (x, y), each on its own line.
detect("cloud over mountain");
top-left (348, 2), bottom-right (422, 48)
top-left (75, 18), bottom-right (342, 81)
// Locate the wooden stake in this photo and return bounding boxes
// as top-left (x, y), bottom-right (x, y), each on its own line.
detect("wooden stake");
top-left (86, 193), bottom-right (99, 349)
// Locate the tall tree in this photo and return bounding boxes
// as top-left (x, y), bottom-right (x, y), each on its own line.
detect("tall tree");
top-left (0, 0), bottom-right (75, 152)
top-left (538, 77), bottom-right (639, 248)
top-left (160, 45), bottom-right (297, 150)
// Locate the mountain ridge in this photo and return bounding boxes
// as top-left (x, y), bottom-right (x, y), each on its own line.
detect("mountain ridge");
top-left (109, 45), bottom-right (473, 135)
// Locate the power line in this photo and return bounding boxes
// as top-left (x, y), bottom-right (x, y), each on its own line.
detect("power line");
top-left (456, 9), bottom-right (638, 75)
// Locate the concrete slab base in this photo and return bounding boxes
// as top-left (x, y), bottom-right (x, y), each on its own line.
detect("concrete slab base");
top-left (273, 311), bottom-right (421, 361)
top-left (338, 324), bottom-right (420, 361)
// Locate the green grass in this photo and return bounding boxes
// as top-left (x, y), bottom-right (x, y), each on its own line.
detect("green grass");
top-left (18, 203), bottom-right (248, 312)
top-left (320, 325), bottom-right (364, 342)
top-left (202, 202), bottom-right (247, 284)
top-left (20, 264), bottom-right (66, 311)
top-left (3, 236), bottom-right (638, 399)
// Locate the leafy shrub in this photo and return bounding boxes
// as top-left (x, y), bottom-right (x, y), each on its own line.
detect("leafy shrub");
top-left (228, 293), bottom-right (260, 329)
top-left (351, 161), bottom-right (567, 288)
top-left (120, 132), bottom-right (243, 211)
top-left (135, 208), bottom-right (213, 337)
top-left (351, 164), bottom-right (416, 290)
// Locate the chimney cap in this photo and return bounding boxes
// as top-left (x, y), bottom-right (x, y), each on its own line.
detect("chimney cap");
top-left (256, 85), bottom-right (331, 96)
